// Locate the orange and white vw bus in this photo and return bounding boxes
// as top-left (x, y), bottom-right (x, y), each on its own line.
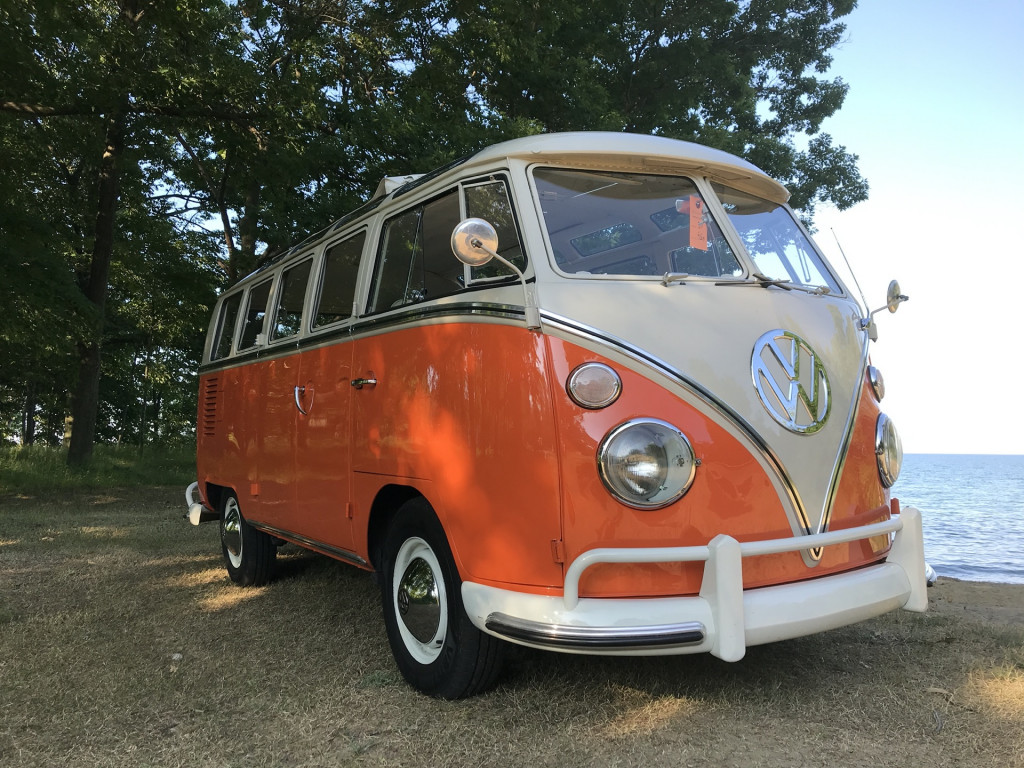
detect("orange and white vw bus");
top-left (186, 132), bottom-right (927, 698)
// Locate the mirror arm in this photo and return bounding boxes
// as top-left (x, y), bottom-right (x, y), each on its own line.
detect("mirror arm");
top-left (861, 292), bottom-right (911, 328)
top-left (859, 280), bottom-right (909, 339)
top-left (470, 238), bottom-right (542, 331)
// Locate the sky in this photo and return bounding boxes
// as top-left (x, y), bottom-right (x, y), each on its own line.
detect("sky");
top-left (809, 1), bottom-right (1024, 454)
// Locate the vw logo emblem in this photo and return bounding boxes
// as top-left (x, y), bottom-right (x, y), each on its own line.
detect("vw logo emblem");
top-left (397, 585), bottom-right (410, 616)
top-left (751, 330), bottom-right (830, 434)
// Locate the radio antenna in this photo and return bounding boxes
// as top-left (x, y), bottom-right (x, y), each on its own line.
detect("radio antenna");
top-left (831, 228), bottom-right (868, 314)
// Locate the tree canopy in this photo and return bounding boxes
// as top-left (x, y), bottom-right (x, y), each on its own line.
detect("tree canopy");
top-left (0, 0), bottom-right (867, 462)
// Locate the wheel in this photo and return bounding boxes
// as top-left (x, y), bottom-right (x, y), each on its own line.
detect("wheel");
top-left (380, 498), bottom-right (505, 698)
top-left (220, 492), bottom-right (275, 586)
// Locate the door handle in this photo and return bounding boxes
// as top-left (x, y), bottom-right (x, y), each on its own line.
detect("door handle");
top-left (294, 385), bottom-right (309, 414)
top-left (350, 376), bottom-right (377, 390)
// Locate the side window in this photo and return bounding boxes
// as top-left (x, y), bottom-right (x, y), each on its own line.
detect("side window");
top-left (238, 278), bottom-right (273, 350)
top-left (314, 232), bottom-right (365, 328)
top-left (211, 292), bottom-right (242, 361)
top-left (270, 259), bottom-right (312, 341)
top-left (464, 181), bottom-right (525, 280)
top-left (370, 189), bottom-right (462, 312)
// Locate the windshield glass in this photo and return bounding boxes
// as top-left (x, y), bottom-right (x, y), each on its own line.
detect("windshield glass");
top-left (711, 182), bottom-right (840, 292)
top-left (534, 168), bottom-right (741, 278)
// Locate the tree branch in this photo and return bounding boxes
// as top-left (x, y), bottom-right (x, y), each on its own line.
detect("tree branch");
top-left (1, 101), bottom-right (258, 123)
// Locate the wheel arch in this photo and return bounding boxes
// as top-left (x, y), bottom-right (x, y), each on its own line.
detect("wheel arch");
top-left (366, 483), bottom-right (429, 572)
top-left (202, 482), bottom-right (231, 514)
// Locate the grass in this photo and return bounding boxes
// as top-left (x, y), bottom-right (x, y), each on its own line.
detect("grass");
top-left (0, 443), bottom-right (195, 494)
top-left (0, 488), bottom-right (1022, 767)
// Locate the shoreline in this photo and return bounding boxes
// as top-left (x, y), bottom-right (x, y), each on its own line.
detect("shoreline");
top-left (929, 577), bottom-right (1024, 589)
top-left (926, 576), bottom-right (1024, 628)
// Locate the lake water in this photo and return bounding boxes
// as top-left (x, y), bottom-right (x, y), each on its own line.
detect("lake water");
top-left (895, 454), bottom-right (1024, 584)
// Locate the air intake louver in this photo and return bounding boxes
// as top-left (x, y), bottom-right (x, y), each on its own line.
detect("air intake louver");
top-left (202, 377), bottom-right (219, 436)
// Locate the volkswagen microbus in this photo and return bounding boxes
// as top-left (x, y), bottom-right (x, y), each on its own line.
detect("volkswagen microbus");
top-left (186, 132), bottom-right (927, 698)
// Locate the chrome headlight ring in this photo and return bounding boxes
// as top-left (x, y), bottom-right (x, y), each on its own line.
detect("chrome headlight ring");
top-left (597, 419), bottom-right (697, 509)
top-left (875, 413), bottom-right (903, 488)
top-left (868, 365), bottom-right (885, 401)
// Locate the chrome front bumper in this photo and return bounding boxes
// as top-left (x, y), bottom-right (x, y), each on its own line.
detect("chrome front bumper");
top-left (462, 507), bottom-right (928, 660)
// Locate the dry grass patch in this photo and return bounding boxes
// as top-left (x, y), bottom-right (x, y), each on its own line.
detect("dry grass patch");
top-left (1, 488), bottom-right (1023, 768)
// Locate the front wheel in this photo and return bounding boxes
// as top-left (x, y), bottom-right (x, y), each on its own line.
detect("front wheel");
top-left (220, 492), bottom-right (275, 586)
top-left (380, 498), bottom-right (505, 698)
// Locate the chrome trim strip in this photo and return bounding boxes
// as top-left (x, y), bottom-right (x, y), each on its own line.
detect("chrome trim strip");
top-left (538, 309), bottom-right (810, 537)
top-left (485, 613), bottom-right (706, 650)
top-left (814, 333), bottom-right (872, 559)
top-left (199, 302), bottom-right (529, 374)
top-left (249, 522), bottom-right (368, 567)
top-left (348, 301), bottom-right (526, 339)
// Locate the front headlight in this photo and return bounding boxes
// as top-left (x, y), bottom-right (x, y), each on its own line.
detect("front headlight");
top-left (597, 419), bottom-right (696, 509)
top-left (875, 413), bottom-right (903, 488)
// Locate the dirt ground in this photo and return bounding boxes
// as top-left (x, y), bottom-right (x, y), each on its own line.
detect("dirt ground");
top-left (0, 488), bottom-right (1021, 767)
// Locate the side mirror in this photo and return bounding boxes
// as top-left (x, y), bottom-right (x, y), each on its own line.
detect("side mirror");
top-left (860, 279), bottom-right (910, 340)
top-left (450, 217), bottom-right (541, 331)
top-left (885, 279), bottom-right (908, 313)
top-left (451, 218), bottom-right (499, 267)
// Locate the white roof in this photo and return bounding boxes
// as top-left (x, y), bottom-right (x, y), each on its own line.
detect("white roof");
top-left (459, 131), bottom-right (790, 203)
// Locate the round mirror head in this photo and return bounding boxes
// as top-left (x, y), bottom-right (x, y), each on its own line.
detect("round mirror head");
top-left (886, 280), bottom-right (902, 313)
top-left (451, 218), bottom-right (498, 267)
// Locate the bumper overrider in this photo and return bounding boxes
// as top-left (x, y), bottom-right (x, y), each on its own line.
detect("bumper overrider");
top-left (462, 507), bottom-right (928, 660)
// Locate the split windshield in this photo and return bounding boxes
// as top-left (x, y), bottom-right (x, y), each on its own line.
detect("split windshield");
top-left (534, 168), bottom-right (740, 278)
top-left (533, 167), bottom-right (838, 291)
top-left (711, 182), bottom-right (840, 292)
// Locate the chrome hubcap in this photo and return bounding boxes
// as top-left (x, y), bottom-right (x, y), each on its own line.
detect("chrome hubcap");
top-left (222, 498), bottom-right (243, 568)
top-left (398, 557), bottom-right (441, 643)
top-left (392, 537), bottom-right (447, 663)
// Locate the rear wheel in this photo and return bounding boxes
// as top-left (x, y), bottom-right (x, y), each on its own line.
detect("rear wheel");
top-left (220, 493), bottom-right (275, 586)
top-left (380, 498), bottom-right (505, 698)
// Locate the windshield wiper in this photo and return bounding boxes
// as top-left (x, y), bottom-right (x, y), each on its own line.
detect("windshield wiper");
top-left (715, 272), bottom-right (794, 290)
top-left (714, 273), bottom-right (832, 295)
top-left (663, 272), bottom-right (830, 295)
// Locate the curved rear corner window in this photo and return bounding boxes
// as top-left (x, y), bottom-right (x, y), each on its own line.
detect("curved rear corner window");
top-left (211, 293), bottom-right (242, 361)
top-left (534, 168), bottom-right (738, 277)
top-left (238, 279), bottom-right (273, 350)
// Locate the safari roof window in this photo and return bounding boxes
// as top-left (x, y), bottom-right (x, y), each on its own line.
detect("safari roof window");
top-left (463, 179), bottom-right (525, 281)
top-left (238, 278), bottom-right (273, 351)
top-left (270, 258), bottom-right (312, 342)
top-left (534, 168), bottom-right (740, 278)
top-left (370, 188), bottom-right (463, 312)
top-left (313, 231), bottom-right (365, 328)
top-left (211, 292), bottom-right (242, 361)
top-left (711, 182), bottom-right (840, 292)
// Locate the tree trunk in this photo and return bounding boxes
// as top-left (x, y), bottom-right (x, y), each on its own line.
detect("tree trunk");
top-left (233, 176), bottom-right (261, 283)
top-left (22, 381), bottom-right (37, 446)
top-left (67, 114), bottom-right (125, 466)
